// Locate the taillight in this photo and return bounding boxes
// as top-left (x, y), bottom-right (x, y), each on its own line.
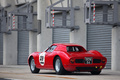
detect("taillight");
top-left (70, 58), bottom-right (74, 64)
top-left (102, 58), bottom-right (107, 63)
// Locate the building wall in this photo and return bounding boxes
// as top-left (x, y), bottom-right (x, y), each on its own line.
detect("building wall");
top-left (52, 0), bottom-right (68, 7)
top-left (112, 27), bottom-right (120, 71)
top-left (70, 0), bottom-right (87, 48)
top-left (112, 3), bottom-right (120, 70)
top-left (3, 32), bottom-right (17, 65)
top-left (0, 0), bottom-right (7, 7)
top-left (37, 0), bottom-right (52, 52)
top-left (14, 0), bottom-right (36, 5)
top-left (37, 0), bottom-right (86, 51)
top-left (37, 0), bottom-right (87, 51)
top-left (29, 2), bottom-right (37, 54)
top-left (3, 0), bottom-right (18, 65)
top-left (1, 0), bottom-right (38, 65)
top-left (29, 31), bottom-right (37, 54)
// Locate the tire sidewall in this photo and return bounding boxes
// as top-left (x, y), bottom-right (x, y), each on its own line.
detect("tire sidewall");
top-left (30, 57), bottom-right (40, 73)
top-left (55, 57), bottom-right (65, 74)
top-left (30, 58), bottom-right (35, 72)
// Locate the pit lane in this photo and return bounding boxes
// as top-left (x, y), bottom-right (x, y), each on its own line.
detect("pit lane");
top-left (0, 65), bottom-right (120, 80)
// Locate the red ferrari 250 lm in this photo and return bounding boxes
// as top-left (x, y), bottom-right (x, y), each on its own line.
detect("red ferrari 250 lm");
top-left (28, 43), bottom-right (107, 75)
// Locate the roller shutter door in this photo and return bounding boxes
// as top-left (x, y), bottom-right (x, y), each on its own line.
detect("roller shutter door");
top-left (87, 8), bottom-right (113, 69)
top-left (87, 25), bottom-right (112, 69)
top-left (18, 31), bottom-right (29, 65)
top-left (53, 14), bottom-right (70, 43)
top-left (0, 33), bottom-right (3, 64)
top-left (53, 28), bottom-right (70, 43)
top-left (18, 16), bottom-right (29, 65)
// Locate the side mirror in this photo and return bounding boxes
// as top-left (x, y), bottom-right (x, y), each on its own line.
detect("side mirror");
top-left (49, 47), bottom-right (51, 50)
top-left (48, 46), bottom-right (50, 48)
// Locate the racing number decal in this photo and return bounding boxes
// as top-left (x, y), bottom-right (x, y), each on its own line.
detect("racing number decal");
top-left (39, 52), bottom-right (45, 66)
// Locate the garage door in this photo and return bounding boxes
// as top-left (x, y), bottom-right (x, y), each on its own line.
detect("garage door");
top-left (87, 25), bottom-right (112, 69)
top-left (18, 31), bottom-right (29, 65)
top-left (0, 33), bottom-right (3, 64)
top-left (18, 16), bottom-right (29, 65)
top-left (87, 7), bottom-right (113, 69)
top-left (53, 28), bottom-right (70, 43)
top-left (53, 13), bottom-right (70, 43)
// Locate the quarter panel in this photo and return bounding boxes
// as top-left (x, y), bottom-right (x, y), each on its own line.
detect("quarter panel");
top-left (53, 51), bottom-right (70, 67)
top-left (88, 50), bottom-right (103, 57)
top-left (28, 52), bottom-right (41, 68)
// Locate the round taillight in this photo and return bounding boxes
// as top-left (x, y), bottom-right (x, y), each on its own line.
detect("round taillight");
top-left (70, 59), bottom-right (74, 64)
top-left (102, 58), bottom-right (106, 63)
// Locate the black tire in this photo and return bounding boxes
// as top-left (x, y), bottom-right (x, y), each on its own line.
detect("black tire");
top-left (54, 57), bottom-right (66, 75)
top-left (65, 71), bottom-right (73, 74)
top-left (30, 57), bottom-right (40, 73)
top-left (91, 71), bottom-right (101, 75)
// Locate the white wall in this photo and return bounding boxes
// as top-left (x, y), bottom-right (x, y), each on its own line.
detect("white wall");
top-left (0, 0), bottom-right (7, 7)
top-left (112, 27), bottom-right (120, 71)
top-left (14, 0), bottom-right (35, 5)
top-left (2, 0), bottom-right (17, 65)
top-left (52, 0), bottom-right (68, 7)
top-left (111, 3), bottom-right (120, 71)
top-left (29, 2), bottom-right (37, 54)
top-left (70, 0), bottom-right (87, 48)
top-left (37, 0), bottom-right (87, 51)
top-left (29, 31), bottom-right (37, 54)
top-left (14, 0), bottom-right (26, 5)
top-left (3, 32), bottom-right (18, 65)
top-left (2, 0), bottom-right (38, 65)
top-left (37, 0), bottom-right (52, 52)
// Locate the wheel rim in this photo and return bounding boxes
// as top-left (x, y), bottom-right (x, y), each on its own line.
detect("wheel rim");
top-left (55, 59), bottom-right (61, 72)
top-left (31, 59), bottom-right (35, 71)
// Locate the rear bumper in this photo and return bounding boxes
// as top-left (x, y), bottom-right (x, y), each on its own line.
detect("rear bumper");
top-left (64, 64), bottom-right (106, 72)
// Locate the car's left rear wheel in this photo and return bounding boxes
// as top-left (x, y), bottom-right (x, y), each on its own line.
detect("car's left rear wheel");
top-left (30, 57), bottom-right (40, 73)
top-left (55, 57), bottom-right (66, 75)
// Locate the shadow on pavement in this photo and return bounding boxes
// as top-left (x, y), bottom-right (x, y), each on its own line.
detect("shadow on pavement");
top-left (37, 72), bottom-right (111, 76)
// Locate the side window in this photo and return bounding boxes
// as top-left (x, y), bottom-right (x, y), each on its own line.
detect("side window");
top-left (46, 45), bottom-right (57, 52)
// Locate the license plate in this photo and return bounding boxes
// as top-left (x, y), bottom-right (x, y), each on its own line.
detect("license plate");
top-left (85, 57), bottom-right (92, 64)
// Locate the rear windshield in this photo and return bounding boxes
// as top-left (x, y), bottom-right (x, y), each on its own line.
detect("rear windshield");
top-left (67, 46), bottom-right (86, 52)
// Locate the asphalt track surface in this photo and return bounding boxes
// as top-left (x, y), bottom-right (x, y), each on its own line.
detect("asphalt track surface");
top-left (0, 65), bottom-right (120, 80)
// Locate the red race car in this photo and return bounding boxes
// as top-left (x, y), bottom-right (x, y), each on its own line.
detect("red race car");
top-left (28, 43), bottom-right (107, 75)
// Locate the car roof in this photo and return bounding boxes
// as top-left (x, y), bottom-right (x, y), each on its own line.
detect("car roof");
top-left (53, 43), bottom-right (82, 46)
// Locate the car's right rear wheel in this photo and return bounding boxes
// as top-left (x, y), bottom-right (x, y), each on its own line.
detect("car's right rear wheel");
top-left (90, 71), bottom-right (101, 75)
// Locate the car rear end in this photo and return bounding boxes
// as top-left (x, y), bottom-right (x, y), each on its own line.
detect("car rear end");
top-left (63, 45), bottom-right (107, 72)
top-left (64, 55), bottom-right (107, 72)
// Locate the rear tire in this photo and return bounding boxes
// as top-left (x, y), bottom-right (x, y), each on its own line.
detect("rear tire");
top-left (30, 57), bottom-right (40, 73)
top-left (91, 71), bottom-right (101, 75)
top-left (54, 57), bottom-right (66, 75)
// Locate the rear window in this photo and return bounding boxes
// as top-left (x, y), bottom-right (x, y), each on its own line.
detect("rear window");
top-left (67, 46), bottom-right (86, 52)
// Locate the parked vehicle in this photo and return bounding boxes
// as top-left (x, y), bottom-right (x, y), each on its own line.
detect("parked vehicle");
top-left (28, 43), bottom-right (107, 75)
